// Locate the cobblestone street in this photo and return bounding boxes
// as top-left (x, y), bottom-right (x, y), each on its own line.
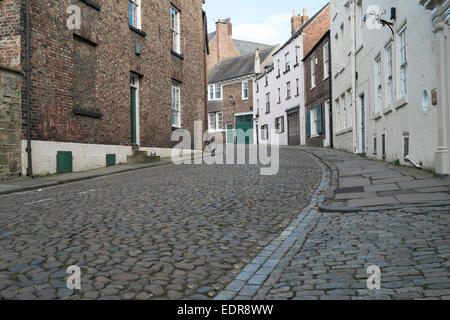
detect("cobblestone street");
top-left (0, 147), bottom-right (449, 300)
top-left (0, 147), bottom-right (321, 300)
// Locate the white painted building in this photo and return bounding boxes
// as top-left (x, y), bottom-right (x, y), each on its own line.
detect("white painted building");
top-left (254, 6), bottom-right (330, 146)
top-left (331, 0), bottom-right (449, 173)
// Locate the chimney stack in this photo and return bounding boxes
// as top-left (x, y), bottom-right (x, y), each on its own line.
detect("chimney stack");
top-left (291, 8), bottom-right (309, 35)
top-left (216, 18), bottom-right (233, 63)
top-left (254, 49), bottom-right (261, 74)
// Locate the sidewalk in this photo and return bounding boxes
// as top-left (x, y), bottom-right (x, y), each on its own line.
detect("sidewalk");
top-left (0, 159), bottom-right (173, 196)
top-left (303, 147), bottom-right (450, 212)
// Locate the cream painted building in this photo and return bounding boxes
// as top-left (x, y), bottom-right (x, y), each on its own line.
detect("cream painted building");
top-left (331, 0), bottom-right (450, 174)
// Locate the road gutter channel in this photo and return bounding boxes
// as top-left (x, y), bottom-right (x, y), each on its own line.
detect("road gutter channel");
top-left (215, 151), bottom-right (331, 300)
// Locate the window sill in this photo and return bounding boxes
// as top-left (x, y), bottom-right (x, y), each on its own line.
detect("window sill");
top-left (383, 107), bottom-right (393, 115)
top-left (310, 134), bottom-right (321, 138)
top-left (73, 108), bottom-right (103, 119)
top-left (172, 125), bottom-right (183, 130)
top-left (276, 75), bottom-right (280, 79)
top-left (374, 112), bottom-right (382, 121)
top-left (293, 63), bottom-right (299, 69)
top-left (395, 97), bottom-right (408, 109)
top-left (286, 97), bottom-right (291, 101)
top-left (335, 127), bottom-right (353, 136)
top-left (356, 44), bottom-right (363, 54)
top-left (81, 0), bottom-right (101, 11)
top-left (265, 111), bottom-right (271, 115)
top-left (295, 94), bottom-right (300, 98)
top-left (171, 50), bottom-right (184, 60)
top-left (129, 25), bottom-right (147, 38)
top-left (310, 86), bottom-right (316, 91)
top-left (323, 75), bottom-right (329, 81)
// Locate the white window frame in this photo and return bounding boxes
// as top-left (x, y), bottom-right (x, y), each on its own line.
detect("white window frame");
top-left (376, 56), bottom-right (382, 114)
top-left (323, 42), bottom-right (329, 79)
top-left (311, 106), bottom-right (318, 136)
top-left (386, 43), bottom-right (393, 107)
top-left (296, 78), bottom-right (299, 96)
top-left (208, 83), bottom-right (222, 101)
top-left (208, 84), bottom-right (214, 101)
top-left (278, 88), bottom-right (281, 103)
top-left (285, 52), bottom-right (290, 71)
top-left (261, 125), bottom-right (269, 140)
top-left (341, 93), bottom-right (346, 130)
top-left (171, 81), bottom-right (181, 128)
top-left (311, 57), bottom-right (316, 89)
top-left (286, 81), bottom-right (291, 99)
top-left (216, 112), bottom-right (223, 131)
top-left (242, 81), bottom-right (249, 100)
top-left (171, 6), bottom-right (181, 54)
top-left (129, 0), bottom-right (141, 29)
top-left (275, 116), bottom-right (284, 134)
top-left (265, 93), bottom-right (270, 113)
top-left (208, 112), bottom-right (216, 131)
top-left (295, 45), bottom-right (300, 65)
top-left (335, 98), bottom-right (341, 132)
top-left (347, 89), bottom-right (352, 129)
top-left (398, 25), bottom-right (407, 98)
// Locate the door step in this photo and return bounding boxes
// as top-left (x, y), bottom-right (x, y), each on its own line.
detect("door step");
top-left (127, 147), bottom-right (161, 164)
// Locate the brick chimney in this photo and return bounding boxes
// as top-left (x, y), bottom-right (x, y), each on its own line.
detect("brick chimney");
top-left (291, 9), bottom-right (309, 35)
top-left (254, 49), bottom-right (261, 74)
top-left (216, 18), bottom-right (233, 63)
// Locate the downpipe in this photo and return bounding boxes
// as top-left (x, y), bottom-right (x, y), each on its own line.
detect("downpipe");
top-left (25, 0), bottom-right (33, 177)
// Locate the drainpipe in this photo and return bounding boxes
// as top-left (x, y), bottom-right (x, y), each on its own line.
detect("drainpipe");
top-left (329, 32), bottom-right (334, 149)
top-left (202, 10), bottom-right (209, 151)
top-left (351, 0), bottom-right (358, 154)
top-left (25, 0), bottom-right (33, 177)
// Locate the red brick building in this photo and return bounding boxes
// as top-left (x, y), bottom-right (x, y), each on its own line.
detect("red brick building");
top-left (0, 0), bottom-right (208, 175)
top-left (303, 31), bottom-right (332, 148)
top-left (206, 19), bottom-right (279, 144)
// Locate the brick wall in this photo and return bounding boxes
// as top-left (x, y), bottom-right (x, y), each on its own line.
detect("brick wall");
top-left (304, 33), bottom-right (331, 147)
top-left (207, 19), bottom-right (239, 73)
top-left (302, 5), bottom-right (330, 57)
top-left (0, 0), bottom-right (22, 68)
top-left (0, 66), bottom-right (22, 180)
top-left (14, 0), bottom-right (205, 149)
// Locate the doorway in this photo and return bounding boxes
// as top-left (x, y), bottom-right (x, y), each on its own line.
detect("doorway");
top-left (359, 94), bottom-right (366, 154)
top-left (130, 73), bottom-right (140, 146)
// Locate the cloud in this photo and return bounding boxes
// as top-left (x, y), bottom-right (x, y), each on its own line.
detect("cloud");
top-left (233, 13), bottom-right (292, 45)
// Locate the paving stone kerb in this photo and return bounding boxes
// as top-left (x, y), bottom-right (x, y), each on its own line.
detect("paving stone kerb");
top-left (0, 147), bottom-right (322, 300)
top-left (303, 147), bottom-right (450, 211)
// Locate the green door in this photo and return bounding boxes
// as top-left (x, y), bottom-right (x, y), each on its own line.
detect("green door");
top-left (226, 125), bottom-right (233, 144)
top-left (130, 87), bottom-right (137, 145)
top-left (235, 114), bottom-right (253, 144)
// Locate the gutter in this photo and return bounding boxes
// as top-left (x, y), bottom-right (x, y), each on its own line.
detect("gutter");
top-left (25, 0), bottom-right (33, 177)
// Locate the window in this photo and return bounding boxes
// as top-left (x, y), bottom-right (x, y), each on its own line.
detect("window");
top-left (334, 33), bottom-right (339, 69)
top-left (311, 58), bottom-right (316, 89)
top-left (171, 6), bottom-right (181, 54)
top-left (129, 0), bottom-right (141, 29)
top-left (208, 84), bottom-right (222, 100)
top-left (323, 42), bottom-right (329, 79)
top-left (265, 93), bottom-right (270, 113)
top-left (335, 99), bottom-right (341, 132)
top-left (277, 59), bottom-right (281, 77)
top-left (208, 112), bottom-right (223, 131)
top-left (256, 81), bottom-right (259, 93)
top-left (275, 117), bottom-right (284, 134)
top-left (374, 136), bottom-right (377, 154)
top-left (171, 81), bottom-right (181, 127)
top-left (286, 82), bottom-right (291, 99)
top-left (386, 43), bottom-right (393, 106)
top-left (341, 93), bottom-right (346, 130)
top-left (310, 106), bottom-right (317, 136)
top-left (382, 134), bottom-right (386, 158)
top-left (208, 113), bottom-right (216, 130)
top-left (403, 135), bottom-right (410, 158)
top-left (242, 81), bottom-right (249, 100)
top-left (347, 89), bottom-right (352, 129)
top-left (295, 46), bottom-right (300, 65)
top-left (296, 79), bottom-right (299, 96)
top-left (278, 88), bottom-right (281, 103)
top-left (376, 57), bottom-right (382, 113)
top-left (265, 75), bottom-right (268, 87)
top-left (285, 52), bottom-right (290, 72)
top-left (261, 125), bottom-right (269, 140)
top-left (399, 26), bottom-right (407, 98)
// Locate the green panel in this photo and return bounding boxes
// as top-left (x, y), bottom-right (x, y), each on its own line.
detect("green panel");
top-left (57, 151), bottom-right (73, 174)
top-left (130, 87), bottom-right (137, 145)
top-left (106, 154), bottom-right (116, 167)
top-left (317, 103), bottom-right (323, 134)
top-left (306, 109), bottom-right (311, 137)
top-left (226, 125), bottom-right (233, 144)
top-left (235, 115), bottom-right (253, 144)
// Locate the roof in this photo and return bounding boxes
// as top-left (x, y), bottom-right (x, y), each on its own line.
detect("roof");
top-left (273, 3), bottom-right (329, 56)
top-left (207, 32), bottom-right (273, 55)
top-left (208, 45), bottom-right (278, 84)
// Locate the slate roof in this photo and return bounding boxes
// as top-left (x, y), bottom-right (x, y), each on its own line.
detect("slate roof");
top-left (208, 45), bottom-right (278, 84)
top-left (207, 32), bottom-right (273, 55)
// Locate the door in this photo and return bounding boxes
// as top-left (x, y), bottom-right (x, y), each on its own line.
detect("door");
top-left (130, 73), bottom-right (139, 145)
top-left (359, 94), bottom-right (366, 153)
top-left (130, 87), bottom-right (137, 145)
top-left (287, 109), bottom-right (300, 146)
top-left (235, 114), bottom-right (253, 144)
top-left (226, 125), bottom-right (233, 144)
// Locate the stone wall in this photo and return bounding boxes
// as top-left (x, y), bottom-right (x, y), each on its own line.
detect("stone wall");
top-left (0, 66), bottom-right (22, 180)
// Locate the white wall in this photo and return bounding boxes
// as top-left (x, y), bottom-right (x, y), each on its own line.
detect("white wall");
top-left (254, 34), bottom-right (305, 146)
top-left (21, 140), bottom-right (198, 176)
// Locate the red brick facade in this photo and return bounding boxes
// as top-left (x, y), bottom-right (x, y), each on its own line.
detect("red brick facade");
top-left (302, 5), bottom-right (330, 57)
top-left (304, 32), bottom-right (331, 147)
top-left (206, 19), bottom-right (240, 73)
top-left (4, 0), bottom-right (207, 149)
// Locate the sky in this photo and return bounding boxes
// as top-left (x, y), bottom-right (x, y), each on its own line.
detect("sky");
top-left (204, 0), bottom-right (329, 46)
